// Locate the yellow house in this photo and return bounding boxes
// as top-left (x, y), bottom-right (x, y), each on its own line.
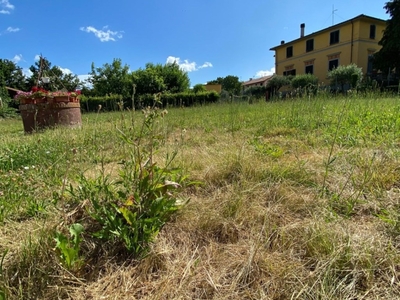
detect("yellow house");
top-left (204, 84), bottom-right (222, 93)
top-left (269, 14), bottom-right (386, 83)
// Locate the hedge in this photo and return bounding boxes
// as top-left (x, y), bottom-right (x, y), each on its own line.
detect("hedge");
top-left (80, 91), bottom-right (220, 112)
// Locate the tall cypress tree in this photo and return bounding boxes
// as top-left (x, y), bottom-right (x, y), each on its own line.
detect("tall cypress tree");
top-left (373, 0), bottom-right (400, 74)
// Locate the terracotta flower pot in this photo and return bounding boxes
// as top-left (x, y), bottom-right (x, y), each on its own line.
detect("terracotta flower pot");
top-left (53, 96), bottom-right (70, 103)
top-left (19, 102), bottom-right (82, 133)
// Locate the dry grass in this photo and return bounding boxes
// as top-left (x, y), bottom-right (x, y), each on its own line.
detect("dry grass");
top-left (1, 98), bottom-right (400, 299)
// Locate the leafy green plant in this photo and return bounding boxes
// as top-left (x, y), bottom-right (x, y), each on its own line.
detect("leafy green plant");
top-left (266, 75), bottom-right (292, 96)
top-left (328, 63), bottom-right (363, 91)
top-left (291, 74), bottom-right (318, 89)
top-left (69, 99), bottom-right (191, 257)
top-left (54, 223), bottom-right (84, 270)
top-left (249, 137), bottom-right (284, 158)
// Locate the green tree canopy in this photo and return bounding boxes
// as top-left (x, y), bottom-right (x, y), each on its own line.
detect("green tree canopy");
top-left (132, 65), bottom-right (166, 95)
top-left (291, 74), bottom-right (318, 89)
top-left (207, 75), bottom-right (242, 95)
top-left (373, 0), bottom-right (400, 73)
top-left (327, 63), bottom-right (363, 90)
top-left (160, 62), bottom-right (190, 93)
top-left (192, 84), bottom-right (207, 93)
top-left (266, 75), bottom-right (291, 92)
top-left (0, 59), bottom-right (27, 91)
top-left (132, 62), bottom-right (190, 96)
top-left (89, 58), bottom-right (131, 97)
top-left (27, 57), bottom-right (80, 92)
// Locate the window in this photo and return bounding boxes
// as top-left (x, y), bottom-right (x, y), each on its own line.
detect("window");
top-left (367, 50), bottom-right (375, 74)
top-left (328, 59), bottom-right (339, 71)
top-left (370, 24), bottom-right (376, 39)
top-left (286, 46), bottom-right (293, 58)
top-left (367, 55), bottom-right (373, 74)
top-left (330, 30), bottom-right (340, 45)
top-left (283, 69), bottom-right (296, 76)
top-left (305, 65), bottom-right (314, 74)
top-left (306, 39), bottom-right (314, 52)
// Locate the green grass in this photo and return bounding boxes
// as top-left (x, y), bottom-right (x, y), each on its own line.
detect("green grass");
top-left (1, 94), bottom-right (400, 299)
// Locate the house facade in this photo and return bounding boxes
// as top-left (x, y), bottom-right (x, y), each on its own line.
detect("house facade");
top-left (269, 14), bottom-right (386, 83)
top-left (204, 84), bottom-right (222, 93)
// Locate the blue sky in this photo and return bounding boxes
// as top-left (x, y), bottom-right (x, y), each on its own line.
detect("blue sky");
top-left (0, 0), bottom-right (389, 86)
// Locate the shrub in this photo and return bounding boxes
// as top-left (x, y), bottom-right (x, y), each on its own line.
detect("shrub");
top-left (291, 74), bottom-right (318, 89)
top-left (69, 104), bottom-right (192, 257)
top-left (80, 91), bottom-right (220, 111)
top-left (80, 94), bottom-right (128, 112)
top-left (243, 86), bottom-right (268, 98)
top-left (138, 91), bottom-right (220, 108)
top-left (267, 75), bottom-right (292, 95)
top-left (328, 63), bottom-right (363, 91)
top-left (192, 84), bottom-right (207, 93)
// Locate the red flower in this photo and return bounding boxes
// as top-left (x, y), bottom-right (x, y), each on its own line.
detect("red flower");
top-left (31, 86), bottom-right (38, 92)
top-left (75, 90), bottom-right (82, 95)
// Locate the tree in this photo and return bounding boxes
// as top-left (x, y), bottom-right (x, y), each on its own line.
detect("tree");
top-left (193, 84), bottom-right (206, 93)
top-left (132, 62), bottom-right (190, 96)
top-left (327, 63), bottom-right (363, 91)
top-left (266, 75), bottom-right (291, 94)
top-left (160, 62), bottom-right (190, 93)
top-left (372, 0), bottom-right (400, 74)
top-left (26, 57), bottom-right (80, 92)
top-left (291, 74), bottom-right (318, 89)
top-left (89, 58), bottom-right (131, 97)
top-left (132, 65), bottom-right (166, 96)
top-left (207, 75), bottom-right (241, 95)
top-left (0, 59), bottom-right (27, 91)
top-left (242, 85), bottom-right (267, 98)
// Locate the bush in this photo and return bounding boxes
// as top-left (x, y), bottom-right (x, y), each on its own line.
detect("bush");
top-left (192, 84), bottom-right (207, 93)
top-left (138, 91), bottom-right (220, 108)
top-left (0, 87), bottom-right (17, 118)
top-left (80, 94), bottom-right (129, 112)
top-left (68, 106), bottom-right (191, 257)
top-left (328, 63), bottom-right (363, 91)
top-left (243, 86), bottom-right (268, 98)
top-left (267, 75), bottom-right (292, 95)
top-left (80, 91), bottom-right (220, 112)
top-left (291, 74), bottom-right (318, 89)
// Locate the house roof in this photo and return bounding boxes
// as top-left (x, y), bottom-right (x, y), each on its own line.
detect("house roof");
top-left (270, 14), bottom-right (386, 50)
top-left (242, 74), bottom-right (274, 86)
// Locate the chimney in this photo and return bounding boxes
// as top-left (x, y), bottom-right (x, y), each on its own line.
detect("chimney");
top-left (280, 40), bottom-right (285, 45)
top-left (300, 23), bottom-right (305, 37)
top-left (249, 78), bottom-right (252, 81)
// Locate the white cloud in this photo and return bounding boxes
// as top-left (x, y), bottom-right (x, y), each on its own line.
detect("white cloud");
top-left (58, 67), bottom-right (72, 75)
top-left (22, 68), bottom-right (33, 78)
top-left (0, 0), bottom-right (14, 14)
top-left (77, 74), bottom-right (92, 87)
top-left (6, 26), bottom-right (19, 32)
top-left (255, 67), bottom-right (275, 77)
top-left (34, 54), bottom-right (40, 61)
top-left (12, 54), bottom-right (22, 63)
top-left (80, 25), bottom-right (123, 42)
top-left (166, 56), bottom-right (213, 73)
top-left (199, 62), bottom-right (213, 69)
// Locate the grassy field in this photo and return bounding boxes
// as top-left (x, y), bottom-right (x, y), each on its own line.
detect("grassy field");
top-left (1, 93), bottom-right (400, 299)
